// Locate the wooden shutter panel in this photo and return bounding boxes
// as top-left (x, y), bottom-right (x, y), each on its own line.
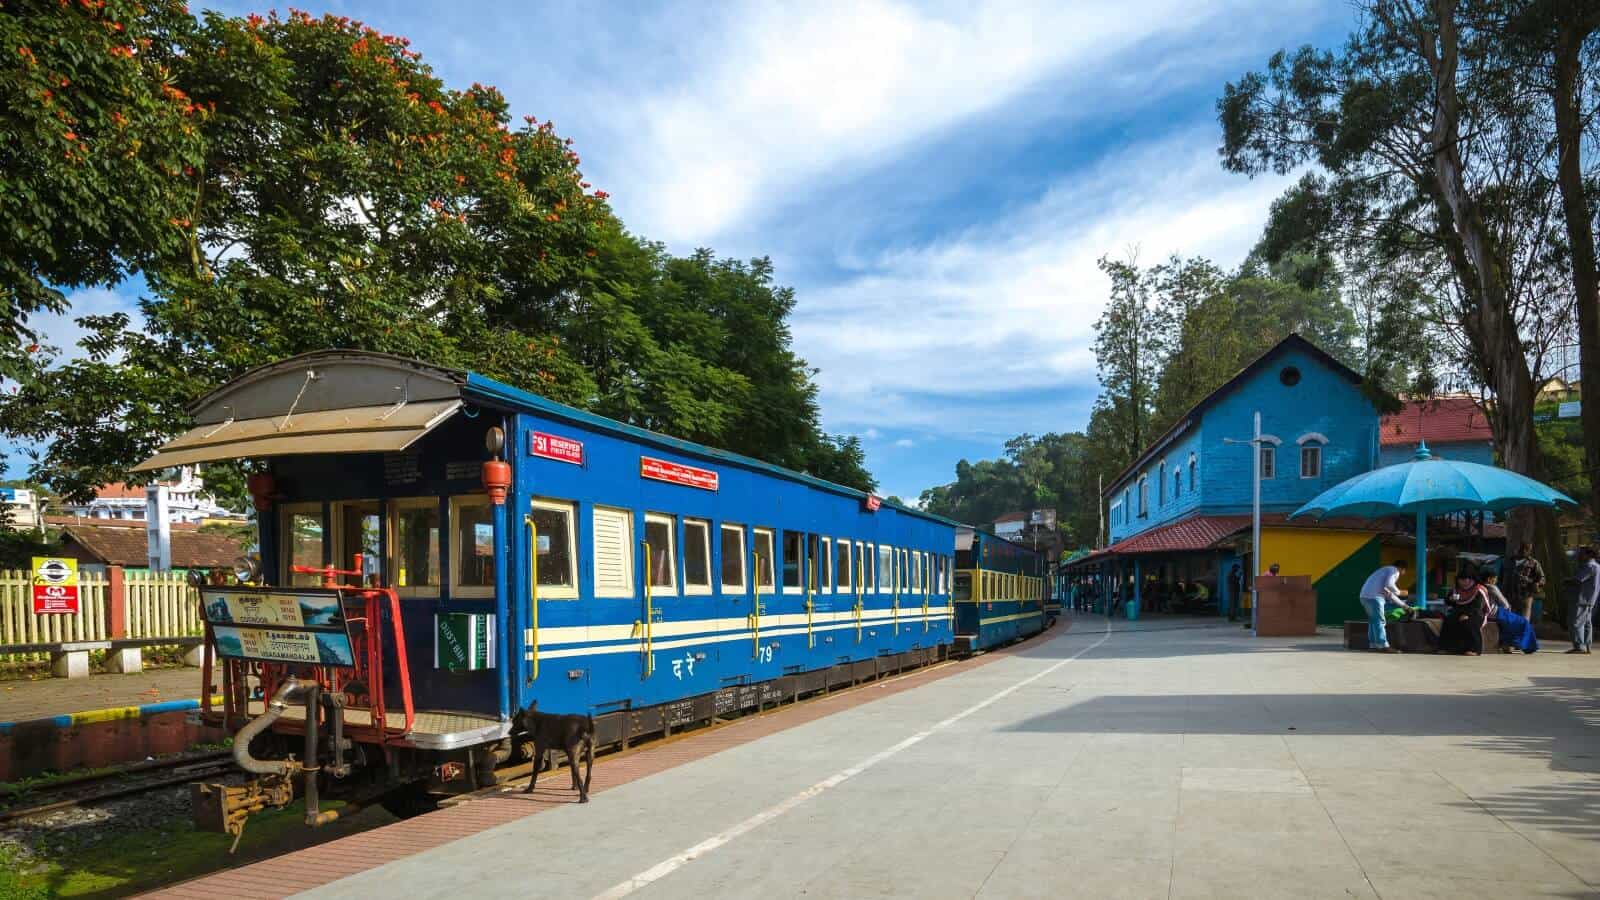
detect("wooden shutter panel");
top-left (593, 507), bottom-right (633, 597)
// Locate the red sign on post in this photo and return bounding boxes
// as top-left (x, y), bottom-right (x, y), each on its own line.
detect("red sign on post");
top-left (32, 556), bottom-right (80, 615)
top-left (640, 456), bottom-right (719, 491)
top-left (529, 430), bottom-right (584, 465)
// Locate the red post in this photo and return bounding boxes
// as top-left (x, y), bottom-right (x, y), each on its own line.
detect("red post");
top-left (107, 565), bottom-right (127, 639)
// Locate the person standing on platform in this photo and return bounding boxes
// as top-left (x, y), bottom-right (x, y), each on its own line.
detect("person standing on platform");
top-left (1567, 546), bottom-right (1597, 655)
top-left (1505, 543), bottom-right (1545, 619)
top-left (1227, 563), bottom-right (1244, 622)
top-left (1358, 559), bottom-right (1410, 653)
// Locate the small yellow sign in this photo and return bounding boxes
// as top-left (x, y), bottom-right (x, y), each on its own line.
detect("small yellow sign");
top-left (32, 556), bottom-right (80, 614)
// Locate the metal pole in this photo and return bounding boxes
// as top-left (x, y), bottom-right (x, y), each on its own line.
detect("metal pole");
top-left (1416, 509), bottom-right (1428, 613)
top-left (1251, 410), bottom-right (1261, 635)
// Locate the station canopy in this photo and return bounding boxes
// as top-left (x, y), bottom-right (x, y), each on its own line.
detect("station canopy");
top-left (133, 351), bottom-right (467, 471)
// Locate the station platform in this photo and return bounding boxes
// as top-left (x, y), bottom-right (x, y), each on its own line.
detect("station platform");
top-left (0, 667), bottom-right (219, 781)
top-left (148, 616), bottom-right (1599, 898)
top-left (0, 667), bottom-right (205, 725)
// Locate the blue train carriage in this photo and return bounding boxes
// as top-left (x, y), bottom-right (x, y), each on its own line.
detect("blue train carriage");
top-left (135, 350), bottom-right (960, 829)
top-left (952, 527), bottom-right (1050, 653)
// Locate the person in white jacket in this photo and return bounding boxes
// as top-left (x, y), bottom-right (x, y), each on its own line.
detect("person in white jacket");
top-left (1358, 560), bottom-right (1411, 652)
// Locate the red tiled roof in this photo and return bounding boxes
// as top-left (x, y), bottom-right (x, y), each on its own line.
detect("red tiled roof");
top-left (58, 522), bottom-right (247, 568)
top-left (1380, 397), bottom-right (1493, 447)
top-left (45, 514), bottom-right (203, 531)
top-left (993, 510), bottom-right (1028, 523)
top-left (1106, 515), bottom-right (1251, 556)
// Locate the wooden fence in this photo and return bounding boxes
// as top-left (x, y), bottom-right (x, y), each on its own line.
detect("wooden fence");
top-left (0, 568), bottom-right (201, 655)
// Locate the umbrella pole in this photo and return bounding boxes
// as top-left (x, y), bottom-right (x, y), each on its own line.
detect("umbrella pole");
top-left (1415, 511), bottom-right (1428, 612)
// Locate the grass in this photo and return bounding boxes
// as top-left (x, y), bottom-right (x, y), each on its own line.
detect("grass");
top-left (6, 802), bottom-right (395, 899)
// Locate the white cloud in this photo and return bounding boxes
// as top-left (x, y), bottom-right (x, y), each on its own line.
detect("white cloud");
top-left (594, 0), bottom-right (1319, 245)
top-left (794, 132), bottom-right (1295, 438)
top-left (862, 427), bottom-right (881, 440)
top-left (21, 286), bottom-right (140, 363)
top-left (894, 437), bottom-right (914, 448)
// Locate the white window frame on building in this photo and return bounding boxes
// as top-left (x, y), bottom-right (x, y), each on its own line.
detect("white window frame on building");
top-left (1297, 432), bottom-right (1328, 479)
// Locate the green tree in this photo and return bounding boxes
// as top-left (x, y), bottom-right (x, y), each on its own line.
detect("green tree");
top-left (1219, 0), bottom-right (1556, 550)
top-left (0, 0), bottom-right (203, 369)
top-left (0, 10), bottom-right (873, 498)
top-left (1092, 254), bottom-right (1172, 464)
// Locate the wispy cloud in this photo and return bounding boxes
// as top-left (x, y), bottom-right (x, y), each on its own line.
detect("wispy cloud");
top-left (797, 133), bottom-right (1295, 439)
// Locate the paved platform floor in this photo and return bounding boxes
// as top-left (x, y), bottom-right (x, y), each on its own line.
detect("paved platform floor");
top-left (0, 666), bottom-right (202, 721)
top-left (266, 618), bottom-right (1600, 897)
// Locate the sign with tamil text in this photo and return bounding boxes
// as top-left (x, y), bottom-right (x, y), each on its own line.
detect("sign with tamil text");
top-left (640, 456), bottom-right (719, 491)
top-left (31, 556), bottom-right (79, 615)
top-left (530, 430), bottom-right (584, 465)
top-left (200, 587), bottom-right (356, 668)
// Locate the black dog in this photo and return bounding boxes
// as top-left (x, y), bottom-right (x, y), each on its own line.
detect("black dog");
top-left (516, 702), bottom-right (595, 803)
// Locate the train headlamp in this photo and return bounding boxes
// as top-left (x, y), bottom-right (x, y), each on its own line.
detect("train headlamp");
top-left (233, 554), bottom-right (261, 584)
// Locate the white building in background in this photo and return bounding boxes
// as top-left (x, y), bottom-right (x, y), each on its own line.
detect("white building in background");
top-left (0, 487), bottom-right (41, 528)
top-left (59, 467), bottom-right (245, 525)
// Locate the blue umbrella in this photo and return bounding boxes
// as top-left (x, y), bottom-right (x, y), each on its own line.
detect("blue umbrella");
top-left (1291, 443), bottom-right (1574, 602)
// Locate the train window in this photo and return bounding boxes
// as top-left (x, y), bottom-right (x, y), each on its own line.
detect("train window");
top-left (645, 513), bottom-right (677, 595)
top-left (781, 530), bottom-right (804, 591)
top-left (753, 528), bottom-right (775, 589)
top-left (860, 542), bottom-right (871, 593)
top-left (683, 519), bottom-right (712, 594)
top-left (835, 539), bottom-right (851, 592)
top-left (818, 537), bottom-right (833, 592)
top-left (334, 500), bottom-right (382, 587)
top-left (720, 524), bottom-right (746, 593)
top-left (954, 571), bottom-right (972, 602)
top-left (593, 506), bottom-right (634, 597)
top-left (281, 503), bottom-right (326, 587)
top-left (450, 495), bottom-right (495, 598)
top-left (878, 545), bottom-right (893, 591)
top-left (531, 500), bottom-right (578, 597)
top-left (390, 499), bottom-right (440, 595)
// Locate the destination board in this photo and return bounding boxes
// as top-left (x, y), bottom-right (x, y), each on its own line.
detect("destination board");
top-left (200, 588), bottom-right (357, 668)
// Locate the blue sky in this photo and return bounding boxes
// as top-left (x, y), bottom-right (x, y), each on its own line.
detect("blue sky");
top-left (14, 1), bottom-right (1356, 501)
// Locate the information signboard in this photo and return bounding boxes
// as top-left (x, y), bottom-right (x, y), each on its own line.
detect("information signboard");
top-left (200, 587), bottom-right (357, 667)
top-left (640, 455), bottom-right (719, 491)
top-left (31, 556), bottom-right (79, 615)
top-left (530, 430), bottom-right (585, 465)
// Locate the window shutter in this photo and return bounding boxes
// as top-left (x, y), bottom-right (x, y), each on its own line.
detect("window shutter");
top-left (593, 507), bottom-right (634, 597)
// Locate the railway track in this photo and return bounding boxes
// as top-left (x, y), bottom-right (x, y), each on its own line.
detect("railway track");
top-left (0, 751), bottom-right (236, 825)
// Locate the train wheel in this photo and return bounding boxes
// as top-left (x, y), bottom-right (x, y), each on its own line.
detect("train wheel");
top-left (378, 782), bottom-right (440, 819)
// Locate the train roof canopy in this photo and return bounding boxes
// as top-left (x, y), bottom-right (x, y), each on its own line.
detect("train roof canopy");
top-left (133, 351), bottom-right (465, 471)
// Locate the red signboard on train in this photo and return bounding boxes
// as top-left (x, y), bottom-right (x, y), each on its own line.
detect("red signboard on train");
top-left (863, 495), bottom-right (882, 512)
top-left (529, 431), bottom-right (584, 465)
top-left (640, 456), bottom-right (719, 491)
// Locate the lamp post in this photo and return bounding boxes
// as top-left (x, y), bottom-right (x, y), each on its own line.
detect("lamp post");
top-left (1223, 410), bottom-right (1264, 634)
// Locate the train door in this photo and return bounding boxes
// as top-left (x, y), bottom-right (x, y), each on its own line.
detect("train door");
top-left (526, 497), bottom-right (582, 696)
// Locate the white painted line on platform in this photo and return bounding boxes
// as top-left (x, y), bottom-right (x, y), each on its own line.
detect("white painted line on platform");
top-left (591, 619), bottom-right (1114, 900)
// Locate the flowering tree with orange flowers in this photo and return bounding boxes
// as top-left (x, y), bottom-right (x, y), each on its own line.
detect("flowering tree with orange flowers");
top-left (1, 9), bottom-right (874, 501)
top-left (0, 0), bottom-right (202, 358)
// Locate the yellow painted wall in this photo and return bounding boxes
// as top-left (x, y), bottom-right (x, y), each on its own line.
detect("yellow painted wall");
top-left (1258, 527), bottom-right (1376, 582)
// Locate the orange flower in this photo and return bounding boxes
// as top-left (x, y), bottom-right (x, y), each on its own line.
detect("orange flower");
top-left (63, 131), bottom-right (77, 140)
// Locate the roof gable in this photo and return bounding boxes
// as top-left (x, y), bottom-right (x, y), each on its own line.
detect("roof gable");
top-left (1106, 334), bottom-right (1370, 496)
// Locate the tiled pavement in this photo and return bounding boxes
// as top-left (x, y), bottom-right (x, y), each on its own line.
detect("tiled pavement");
top-left (151, 617), bottom-right (1600, 898)
top-left (0, 666), bottom-right (202, 721)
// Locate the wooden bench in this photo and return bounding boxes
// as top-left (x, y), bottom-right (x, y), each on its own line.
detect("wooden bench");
top-left (1343, 619), bottom-right (1501, 652)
